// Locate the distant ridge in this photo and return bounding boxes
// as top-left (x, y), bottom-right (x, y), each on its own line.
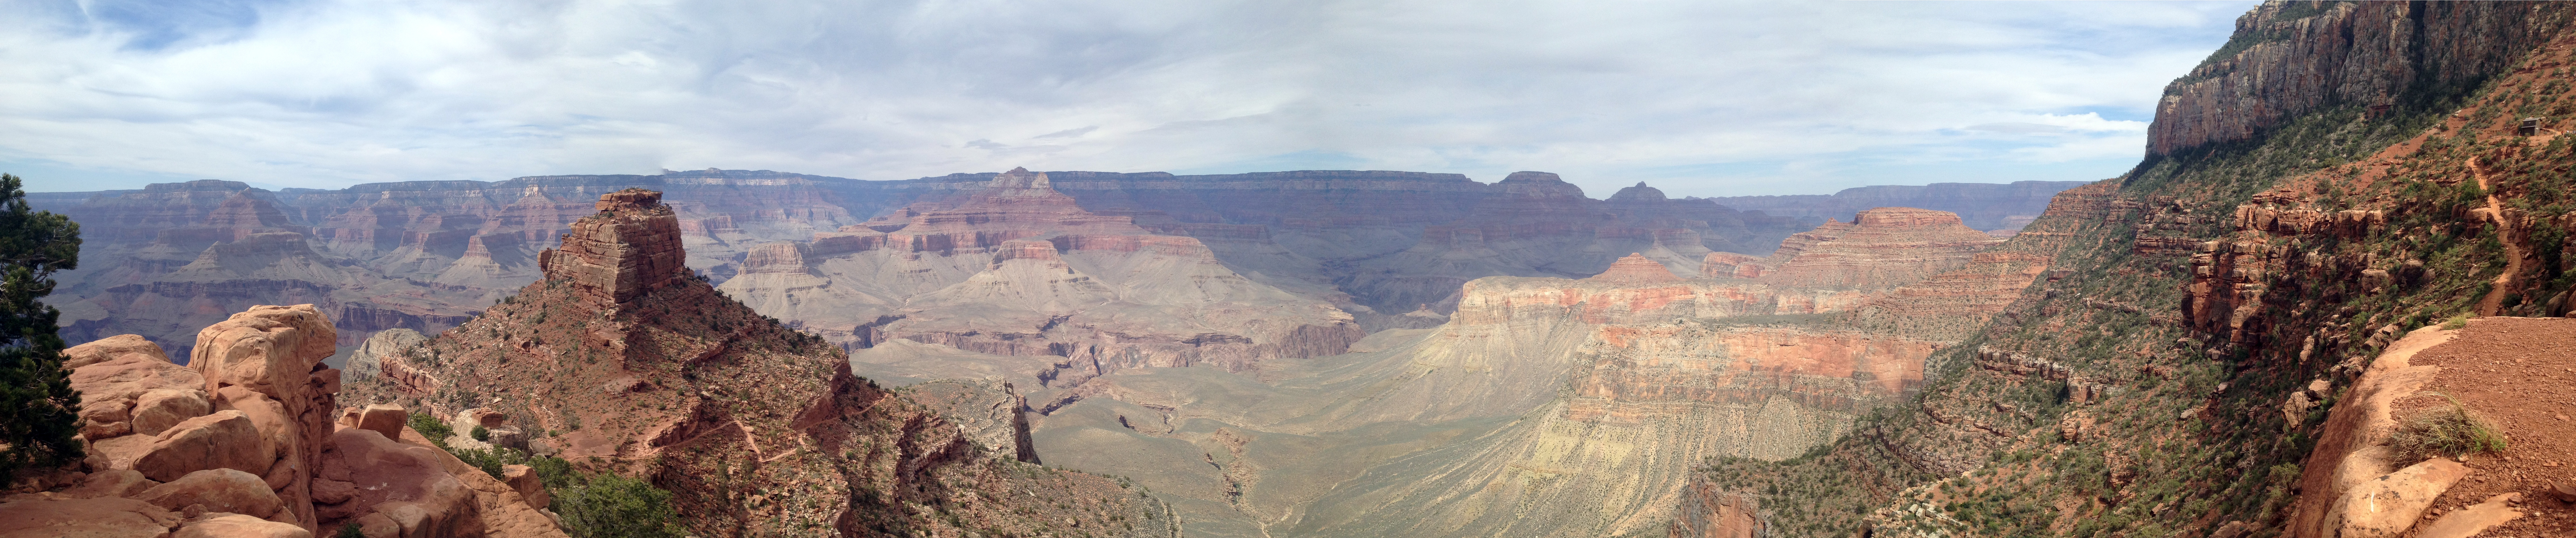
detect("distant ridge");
top-left (1698, 180), bottom-right (2089, 231)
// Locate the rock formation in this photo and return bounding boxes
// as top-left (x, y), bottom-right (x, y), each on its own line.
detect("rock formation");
top-left (36, 166), bottom-right (2072, 368)
top-left (997, 206), bottom-right (2031, 538)
top-left (347, 189), bottom-right (1176, 537)
top-left (717, 168), bottom-right (1364, 387)
top-left (1731, 207), bottom-right (2004, 290)
top-left (6, 304), bottom-right (563, 538)
top-left (2147, 1), bottom-right (2560, 156)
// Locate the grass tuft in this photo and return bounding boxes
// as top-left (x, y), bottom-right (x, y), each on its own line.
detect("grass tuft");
top-left (2390, 393), bottom-right (2507, 462)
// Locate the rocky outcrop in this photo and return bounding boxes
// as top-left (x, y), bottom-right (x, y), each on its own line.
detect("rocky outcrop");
top-left (536, 188), bottom-right (689, 307)
top-left (340, 328), bottom-right (422, 380)
top-left (14, 304), bottom-right (563, 538)
top-left (1670, 483), bottom-right (1763, 538)
top-left (2147, 1), bottom-right (2569, 156)
top-left (354, 189), bottom-right (1176, 538)
top-left (896, 379), bottom-right (1042, 464)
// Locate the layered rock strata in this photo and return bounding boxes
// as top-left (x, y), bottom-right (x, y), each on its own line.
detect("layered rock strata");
top-left (1730, 207), bottom-right (2005, 290)
top-left (352, 190), bottom-right (1175, 537)
top-left (1004, 207), bottom-right (2030, 538)
top-left (2148, 1), bottom-right (2560, 156)
top-left (39, 167), bottom-right (2084, 365)
top-left (718, 168), bottom-right (1363, 386)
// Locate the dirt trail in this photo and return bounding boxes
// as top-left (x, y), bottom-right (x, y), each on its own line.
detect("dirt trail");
top-left (2387, 317), bottom-right (2576, 537)
top-left (2470, 157), bottom-right (2528, 315)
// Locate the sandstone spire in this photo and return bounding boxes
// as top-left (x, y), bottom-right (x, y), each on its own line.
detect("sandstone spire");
top-left (536, 188), bottom-right (688, 307)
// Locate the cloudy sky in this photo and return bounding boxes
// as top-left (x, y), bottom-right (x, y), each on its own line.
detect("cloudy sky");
top-left (0, 0), bottom-right (2257, 197)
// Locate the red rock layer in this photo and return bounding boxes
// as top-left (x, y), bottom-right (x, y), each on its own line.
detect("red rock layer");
top-left (1670, 481), bottom-right (1763, 538)
top-left (536, 188), bottom-right (689, 307)
top-left (1745, 207), bottom-right (2004, 290)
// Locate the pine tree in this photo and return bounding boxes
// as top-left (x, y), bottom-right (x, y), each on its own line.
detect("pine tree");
top-left (0, 173), bottom-right (82, 483)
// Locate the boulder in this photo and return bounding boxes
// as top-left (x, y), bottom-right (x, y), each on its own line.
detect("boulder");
top-left (500, 465), bottom-right (548, 510)
top-left (2333, 458), bottom-right (2470, 538)
top-left (58, 469), bottom-right (158, 499)
top-left (134, 469), bottom-right (283, 519)
top-left (132, 389), bottom-right (214, 437)
top-left (315, 429), bottom-right (481, 537)
top-left (348, 514), bottom-right (398, 538)
top-left (63, 334), bottom-right (171, 370)
top-left (130, 411), bottom-right (274, 483)
top-left (65, 337), bottom-right (204, 442)
top-left (190, 305), bottom-right (336, 398)
top-left (190, 304), bottom-right (340, 529)
top-left (0, 496), bottom-right (181, 538)
top-left (310, 479), bottom-right (356, 505)
top-left (173, 514), bottom-right (313, 538)
top-left (2416, 493), bottom-right (2523, 538)
top-left (356, 405), bottom-right (408, 441)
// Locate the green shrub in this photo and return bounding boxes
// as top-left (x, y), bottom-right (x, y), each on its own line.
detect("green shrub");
top-left (471, 425), bottom-right (490, 442)
top-left (2440, 313), bottom-right (2471, 330)
top-left (337, 523), bottom-right (366, 538)
top-left (558, 471), bottom-right (686, 538)
top-left (2390, 395), bottom-right (2508, 462)
top-left (407, 412), bottom-right (454, 450)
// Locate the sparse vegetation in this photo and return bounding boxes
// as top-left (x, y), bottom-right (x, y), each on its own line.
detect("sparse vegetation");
top-left (409, 411), bottom-right (454, 450)
top-left (556, 471), bottom-right (687, 538)
top-left (2390, 394), bottom-right (2508, 462)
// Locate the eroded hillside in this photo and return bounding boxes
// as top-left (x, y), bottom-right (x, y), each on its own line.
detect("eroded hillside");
top-left (1676, 2), bottom-right (2576, 536)
top-left (342, 189), bottom-right (1177, 538)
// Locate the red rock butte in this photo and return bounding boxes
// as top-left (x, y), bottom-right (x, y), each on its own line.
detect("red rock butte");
top-left (1590, 253), bottom-right (1683, 285)
top-left (536, 188), bottom-right (688, 307)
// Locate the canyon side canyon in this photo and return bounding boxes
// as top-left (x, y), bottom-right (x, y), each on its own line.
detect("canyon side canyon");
top-left (19, 2), bottom-right (2576, 538)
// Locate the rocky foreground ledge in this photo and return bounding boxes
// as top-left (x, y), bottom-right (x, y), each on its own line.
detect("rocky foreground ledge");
top-left (0, 304), bottom-right (562, 538)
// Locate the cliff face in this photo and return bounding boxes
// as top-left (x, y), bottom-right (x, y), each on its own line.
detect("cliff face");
top-left (1683, 3), bottom-right (2576, 536)
top-left (39, 167), bottom-right (2072, 366)
top-left (347, 190), bottom-right (1174, 538)
top-left (1733, 207), bottom-right (2004, 290)
top-left (2147, 1), bottom-right (2561, 156)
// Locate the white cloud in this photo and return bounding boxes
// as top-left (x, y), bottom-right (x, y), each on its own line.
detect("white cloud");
top-left (0, 0), bottom-right (2258, 195)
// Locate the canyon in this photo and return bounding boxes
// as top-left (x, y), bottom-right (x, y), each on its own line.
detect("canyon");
top-left (16, 2), bottom-right (2576, 537)
top-left (15, 165), bottom-right (2078, 537)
